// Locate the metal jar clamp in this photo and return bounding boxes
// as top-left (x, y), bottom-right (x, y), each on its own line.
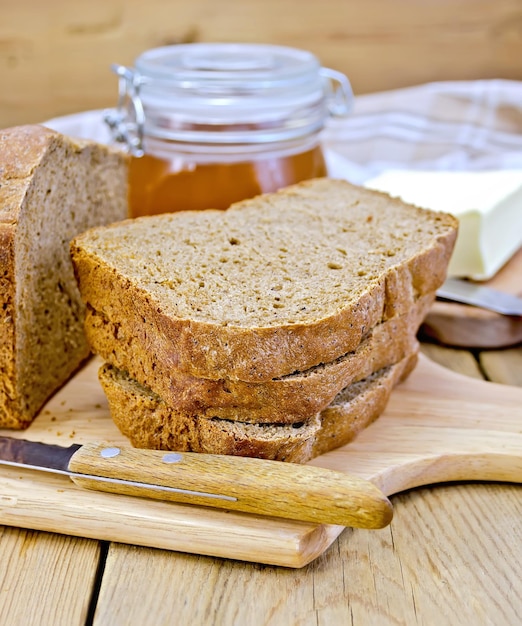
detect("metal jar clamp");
top-left (104, 43), bottom-right (353, 157)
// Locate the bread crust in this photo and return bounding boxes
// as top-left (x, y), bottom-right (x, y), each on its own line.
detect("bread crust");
top-left (85, 295), bottom-right (429, 423)
top-left (71, 178), bottom-right (458, 383)
top-left (99, 352), bottom-right (417, 463)
top-left (72, 245), bottom-right (386, 380)
top-left (0, 125), bottom-right (128, 428)
top-left (0, 225), bottom-right (19, 427)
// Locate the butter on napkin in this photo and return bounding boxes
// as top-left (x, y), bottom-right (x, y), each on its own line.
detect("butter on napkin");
top-left (365, 170), bottom-right (522, 280)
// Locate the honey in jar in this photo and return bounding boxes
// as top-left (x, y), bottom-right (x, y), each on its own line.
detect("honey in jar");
top-left (105, 43), bottom-right (352, 216)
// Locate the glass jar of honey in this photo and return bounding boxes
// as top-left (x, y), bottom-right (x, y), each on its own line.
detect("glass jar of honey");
top-left (105, 43), bottom-right (353, 216)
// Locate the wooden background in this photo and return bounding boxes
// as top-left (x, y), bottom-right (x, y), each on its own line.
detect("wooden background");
top-left (1, 0), bottom-right (522, 128)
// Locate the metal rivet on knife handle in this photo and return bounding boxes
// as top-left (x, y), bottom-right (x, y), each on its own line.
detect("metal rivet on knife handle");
top-left (162, 453), bottom-right (183, 464)
top-left (100, 447), bottom-right (121, 458)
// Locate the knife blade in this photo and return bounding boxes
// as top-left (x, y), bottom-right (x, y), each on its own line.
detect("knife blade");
top-left (437, 278), bottom-right (522, 316)
top-left (0, 436), bottom-right (392, 529)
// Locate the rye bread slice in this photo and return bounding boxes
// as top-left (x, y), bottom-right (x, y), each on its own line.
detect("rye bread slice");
top-left (86, 295), bottom-right (428, 423)
top-left (71, 178), bottom-right (457, 383)
top-left (99, 352), bottom-right (418, 463)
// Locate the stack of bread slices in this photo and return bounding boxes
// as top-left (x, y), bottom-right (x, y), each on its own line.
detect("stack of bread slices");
top-left (70, 178), bottom-right (458, 463)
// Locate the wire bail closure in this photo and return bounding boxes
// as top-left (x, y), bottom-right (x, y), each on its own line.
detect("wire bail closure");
top-left (320, 68), bottom-right (354, 117)
top-left (104, 48), bottom-right (353, 155)
top-left (104, 64), bottom-right (145, 156)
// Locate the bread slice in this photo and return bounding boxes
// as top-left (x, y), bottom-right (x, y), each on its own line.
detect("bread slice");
top-left (71, 178), bottom-right (457, 383)
top-left (86, 294), bottom-right (430, 423)
top-left (99, 352), bottom-right (418, 463)
top-left (0, 125), bottom-right (128, 428)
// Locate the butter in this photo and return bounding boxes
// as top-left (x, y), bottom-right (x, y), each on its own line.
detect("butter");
top-left (365, 170), bottom-right (522, 280)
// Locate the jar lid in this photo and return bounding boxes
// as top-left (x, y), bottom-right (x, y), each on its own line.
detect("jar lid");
top-left (106, 43), bottom-right (352, 153)
top-left (137, 43), bottom-right (321, 92)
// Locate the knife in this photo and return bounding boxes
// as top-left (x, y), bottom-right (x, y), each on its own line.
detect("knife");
top-left (0, 436), bottom-right (392, 529)
top-left (437, 278), bottom-right (522, 316)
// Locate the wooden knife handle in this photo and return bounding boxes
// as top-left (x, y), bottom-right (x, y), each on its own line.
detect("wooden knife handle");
top-left (68, 442), bottom-right (393, 529)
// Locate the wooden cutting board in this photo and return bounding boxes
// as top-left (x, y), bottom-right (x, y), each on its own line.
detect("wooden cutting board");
top-left (0, 354), bottom-right (521, 568)
top-left (422, 246), bottom-right (522, 348)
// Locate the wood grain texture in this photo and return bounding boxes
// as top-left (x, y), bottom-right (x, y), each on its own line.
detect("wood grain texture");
top-left (0, 347), bottom-right (520, 623)
top-left (91, 345), bottom-right (522, 624)
top-left (0, 352), bottom-right (521, 569)
top-left (480, 347), bottom-right (522, 386)
top-left (2, 0), bottom-right (522, 127)
top-left (0, 527), bottom-right (100, 626)
top-left (68, 442), bottom-right (393, 528)
top-left (420, 342), bottom-right (484, 378)
top-left (92, 483), bottom-right (522, 625)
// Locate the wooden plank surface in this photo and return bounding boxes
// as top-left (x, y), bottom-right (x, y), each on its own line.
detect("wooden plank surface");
top-left (420, 342), bottom-right (484, 379)
top-left (2, 0), bottom-right (522, 127)
top-left (88, 344), bottom-right (522, 625)
top-left (480, 347), bottom-right (522, 386)
top-left (92, 482), bottom-right (522, 626)
top-left (0, 351), bottom-right (521, 570)
top-left (0, 527), bottom-right (101, 626)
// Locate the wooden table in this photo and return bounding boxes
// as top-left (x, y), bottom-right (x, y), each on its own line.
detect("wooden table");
top-left (3, 0), bottom-right (522, 128)
top-left (0, 340), bottom-right (520, 626)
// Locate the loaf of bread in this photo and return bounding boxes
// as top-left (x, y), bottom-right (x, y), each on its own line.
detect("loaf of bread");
top-left (71, 178), bottom-right (458, 386)
top-left (99, 352), bottom-right (418, 463)
top-left (86, 293), bottom-right (431, 423)
top-left (0, 125), bottom-right (128, 429)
